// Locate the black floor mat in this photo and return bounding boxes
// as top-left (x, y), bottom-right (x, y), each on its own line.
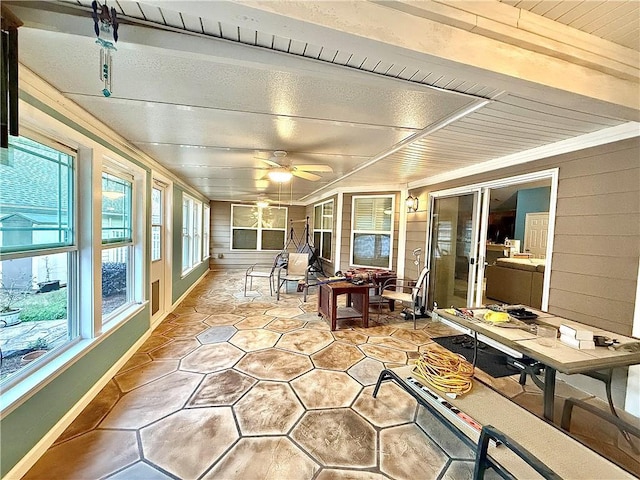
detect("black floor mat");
top-left (432, 335), bottom-right (519, 378)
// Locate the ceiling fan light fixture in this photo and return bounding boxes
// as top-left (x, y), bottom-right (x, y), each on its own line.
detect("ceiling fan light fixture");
top-left (268, 167), bottom-right (293, 183)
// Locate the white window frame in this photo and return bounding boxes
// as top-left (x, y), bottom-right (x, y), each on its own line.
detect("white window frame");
top-left (427, 168), bottom-right (559, 310)
top-left (350, 194), bottom-right (395, 270)
top-left (182, 195), bottom-right (192, 273)
top-left (182, 193), bottom-right (203, 275)
top-left (193, 200), bottom-right (202, 264)
top-left (202, 204), bottom-right (210, 260)
top-left (230, 204), bottom-right (287, 251)
top-left (0, 133), bottom-right (148, 413)
top-left (313, 199), bottom-right (334, 261)
top-left (0, 133), bottom-right (80, 391)
top-left (100, 167), bottom-right (134, 325)
top-left (151, 186), bottom-right (162, 262)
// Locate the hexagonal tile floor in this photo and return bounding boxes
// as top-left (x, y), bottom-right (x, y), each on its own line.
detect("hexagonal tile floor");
top-left (22, 270), bottom-right (635, 480)
top-left (230, 328), bottom-right (281, 351)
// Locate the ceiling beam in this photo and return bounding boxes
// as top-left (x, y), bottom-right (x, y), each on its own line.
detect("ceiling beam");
top-left (154, 0), bottom-right (639, 120)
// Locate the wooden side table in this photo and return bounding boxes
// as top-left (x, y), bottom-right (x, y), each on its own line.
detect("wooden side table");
top-left (317, 281), bottom-right (369, 331)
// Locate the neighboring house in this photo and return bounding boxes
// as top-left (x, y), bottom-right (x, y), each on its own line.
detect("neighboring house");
top-left (0, 213), bottom-right (68, 287)
top-left (0, 140), bottom-right (71, 289)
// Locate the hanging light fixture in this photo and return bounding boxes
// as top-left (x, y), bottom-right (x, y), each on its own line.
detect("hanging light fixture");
top-left (406, 194), bottom-right (419, 213)
top-left (268, 167), bottom-right (293, 183)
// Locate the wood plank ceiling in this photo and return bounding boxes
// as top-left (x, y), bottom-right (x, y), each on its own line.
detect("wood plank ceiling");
top-left (11, 1), bottom-right (639, 203)
top-left (498, 0), bottom-right (640, 50)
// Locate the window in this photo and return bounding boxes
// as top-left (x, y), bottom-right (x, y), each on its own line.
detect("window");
top-left (231, 205), bottom-right (287, 250)
top-left (182, 197), bottom-right (192, 271)
top-left (351, 195), bottom-right (394, 269)
top-left (313, 200), bottom-right (333, 260)
top-left (193, 201), bottom-right (202, 263)
top-left (203, 205), bottom-right (210, 260)
top-left (151, 187), bottom-right (162, 262)
top-left (0, 136), bottom-right (77, 384)
top-left (101, 170), bottom-right (133, 320)
top-left (0, 137), bottom-right (73, 254)
top-left (182, 194), bottom-right (203, 273)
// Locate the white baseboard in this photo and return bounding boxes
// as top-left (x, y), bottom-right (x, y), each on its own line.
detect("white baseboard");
top-left (149, 268), bottom-right (207, 331)
top-left (171, 269), bottom-right (210, 310)
top-left (4, 329), bottom-right (152, 480)
top-left (5, 269), bottom-right (210, 479)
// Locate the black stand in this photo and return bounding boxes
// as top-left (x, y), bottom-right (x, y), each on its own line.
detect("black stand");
top-left (296, 216), bottom-right (325, 276)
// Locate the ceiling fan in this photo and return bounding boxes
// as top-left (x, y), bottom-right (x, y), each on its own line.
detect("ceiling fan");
top-left (259, 151), bottom-right (333, 182)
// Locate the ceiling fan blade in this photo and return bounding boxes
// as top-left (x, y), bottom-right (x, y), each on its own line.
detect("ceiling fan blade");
top-left (261, 159), bottom-right (281, 168)
top-left (294, 164), bottom-right (333, 173)
top-left (293, 170), bottom-right (321, 181)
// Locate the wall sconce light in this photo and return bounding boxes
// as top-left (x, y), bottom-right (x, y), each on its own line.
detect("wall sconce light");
top-left (256, 199), bottom-right (269, 208)
top-left (406, 194), bottom-right (419, 213)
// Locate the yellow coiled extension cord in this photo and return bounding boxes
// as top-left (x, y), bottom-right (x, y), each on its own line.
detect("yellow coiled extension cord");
top-left (412, 349), bottom-right (474, 395)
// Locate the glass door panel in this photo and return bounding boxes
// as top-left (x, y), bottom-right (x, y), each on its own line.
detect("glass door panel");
top-left (427, 192), bottom-right (480, 310)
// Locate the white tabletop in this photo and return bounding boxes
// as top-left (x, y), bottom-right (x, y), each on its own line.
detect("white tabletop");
top-left (433, 308), bottom-right (640, 375)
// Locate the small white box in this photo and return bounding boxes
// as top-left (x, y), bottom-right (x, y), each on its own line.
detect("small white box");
top-left (560, 334), bottom-right (595, 349)
top-left (559, 324), bottom-right (594, 341)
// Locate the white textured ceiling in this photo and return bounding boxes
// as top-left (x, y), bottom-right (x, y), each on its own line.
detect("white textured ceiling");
top-left (8, 1), bottom-right (639, 204)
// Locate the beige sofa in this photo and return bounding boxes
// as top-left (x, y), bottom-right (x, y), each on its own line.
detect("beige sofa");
top-left (485, 258), bottom-right (545, 309)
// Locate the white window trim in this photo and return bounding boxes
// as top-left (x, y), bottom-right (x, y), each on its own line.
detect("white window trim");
top-left (181, 193), bottom-right (204, 276)
top-left (428, 168), bottom-right (558, 310)
top-left (193, 200), bottom-right (202, 265)
top-left (202, 204), bottom-right (210, 260)
top-left (0, 127), bottom-right (152, 415)
top-left (229, 204), bottom-right (288, 251)
top-left (0, 134), bottom-right (79, 401)
top-left (182, 195), bottom-right (194, 275)
top-left (151, 186), bottom-right (163, 263)
top-left (98, 156), bottom-right (146, 332)
top-left (314, 199), bottom-right (334, 261)
top-left (350, 194), bottom-right (395, 270)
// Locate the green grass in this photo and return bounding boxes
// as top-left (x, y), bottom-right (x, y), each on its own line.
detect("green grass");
top-left (18, 288), bottom-right (67, 322)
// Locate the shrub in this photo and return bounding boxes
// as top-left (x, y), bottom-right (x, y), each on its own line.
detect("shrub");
top-left (102, 262), bottom-right (127, 296)
top-left (19, 289), bottom-right (67, 322)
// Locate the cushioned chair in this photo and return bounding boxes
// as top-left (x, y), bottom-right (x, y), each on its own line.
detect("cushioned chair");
top-left (276, 252), bottom-right (310, 301)
top-left (378, 266), bottom-right (429, 329)
top-left (244, 253), bottom-right (285, 296)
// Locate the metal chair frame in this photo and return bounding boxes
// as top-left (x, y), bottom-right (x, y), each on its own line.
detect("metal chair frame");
top-left (244, 253), bottom-right (285, 297)
top-left (276, 252), bottom-right (310, 302)
top-left (377, 266), bottom-right (429, 329)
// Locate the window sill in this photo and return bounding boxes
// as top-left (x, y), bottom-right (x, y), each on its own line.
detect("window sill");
top-left (181, 261), bottom-right (204, 279)
top-left (1, 339), bottom-right (90, 418)
top-left (0, 301), bottom-right (148, 418)
top-left (181, 266), bottom-right (195, 278)
top-left (101, 301), bottom-right (147, 334)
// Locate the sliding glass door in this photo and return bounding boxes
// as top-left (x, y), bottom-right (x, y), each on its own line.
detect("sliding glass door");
top-left (427, 191), bottom-right (481, 309)
top-left (426, 170), bottom-right (557, 311)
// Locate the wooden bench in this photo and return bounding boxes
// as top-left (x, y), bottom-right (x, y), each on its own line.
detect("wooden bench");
top-left (374, 367), bottom-right (635, 479)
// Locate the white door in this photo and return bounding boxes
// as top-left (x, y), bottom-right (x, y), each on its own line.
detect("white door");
top-left (524, 212), bottom-right (549, 258)
top-left (150, 182), bottom-right (168, 324)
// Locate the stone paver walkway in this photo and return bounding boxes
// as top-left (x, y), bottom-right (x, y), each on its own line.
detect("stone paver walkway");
top-left (0, 319), bottom-right (67, 355)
